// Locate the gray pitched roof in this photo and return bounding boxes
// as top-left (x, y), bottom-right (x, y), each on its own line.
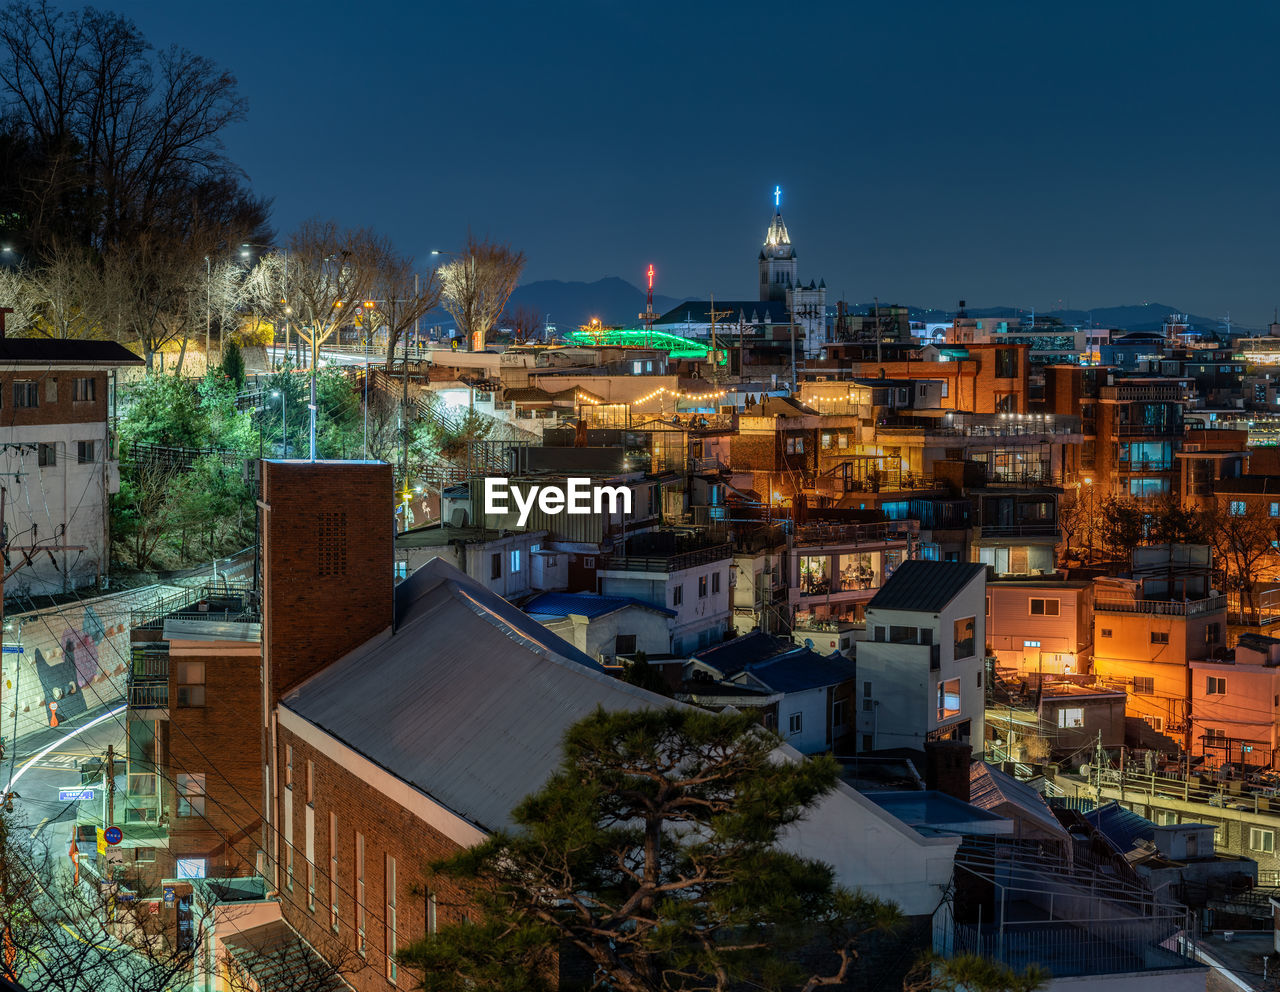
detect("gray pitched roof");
top-left (867, 560), bottom-right (986, 614)
top-left (284, 557), bottom-right (673, 833)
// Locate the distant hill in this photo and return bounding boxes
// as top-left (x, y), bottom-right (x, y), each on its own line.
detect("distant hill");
top-left (886, 301), bottom-right (1250, 334)
top-left (418, 281), bottom-right (1257, 338)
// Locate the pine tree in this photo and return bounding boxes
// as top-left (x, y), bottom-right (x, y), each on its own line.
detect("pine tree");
top-left (399, 707), bottom-right (1044, 992)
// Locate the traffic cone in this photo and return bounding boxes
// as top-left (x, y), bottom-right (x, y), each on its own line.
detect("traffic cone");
top-left (49, 706), bottom-right (58, 729)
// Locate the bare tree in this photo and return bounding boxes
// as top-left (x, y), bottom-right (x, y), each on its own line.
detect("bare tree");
top-left (374, 253), bottom-right (441, 370)
top-left (1203, 499), bottom-right (1275, 622)
top-left (0, 1), bottom-right (266, 256)
top-left (0, 815), bottom-right (202, 992)
top-left (506, 304), bottom-right (542, 343)
top-left (0, 267), bottom-right (38, 334)
top-left (19, 240), bottom-right (107, 339)
top-left (438, 232), bottom-right (525, 352)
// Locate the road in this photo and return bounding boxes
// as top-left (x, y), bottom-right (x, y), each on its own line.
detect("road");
top-left (8, 706), bottom-right (127, 854)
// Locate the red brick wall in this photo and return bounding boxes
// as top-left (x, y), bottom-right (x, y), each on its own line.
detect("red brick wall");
top-left (261, 461), bottom-right (394, 698)
top-left (0, 369), bottom-right (109, 426)
top-left (166, 645), bottom-right (265, 878)
top-left (276, 723), bottom-right (473, 992)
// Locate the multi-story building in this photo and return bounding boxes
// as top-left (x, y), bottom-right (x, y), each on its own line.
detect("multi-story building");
top-left (1189, 633), bottom-right (1280, 770)
top-left (855, 560), bottom-right (988, 753)
top-left (787, 519), bottom-right (918, 626)
top-left (0, 337), bottom-right (143, 597)
top-left (1091, 545), bottom-right (1227, 749)
top-left (985, 578), bottom-right (1094, 679)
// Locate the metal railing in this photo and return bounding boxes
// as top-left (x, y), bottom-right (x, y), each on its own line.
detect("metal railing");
top-left (952, 918), bottom-right (1187, 978)
top-left (1094, 594), bottom-right (1226, 617)
top-left (977, 522), bottom-right (1061, 537)
top-left (792, 519), bottom-right (919, 548)
top-left (128, 682), bottom-right (168, 710)
top-left (605, 543), bottom-right (733, 574)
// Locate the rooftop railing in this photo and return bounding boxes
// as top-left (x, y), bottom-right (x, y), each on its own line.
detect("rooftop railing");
top-left (792, 519), bottom-right (919, 548)
top-left (605, 543), bottom-right (733, 574)
top-left (1094, 594), bottom-right (1226, 617)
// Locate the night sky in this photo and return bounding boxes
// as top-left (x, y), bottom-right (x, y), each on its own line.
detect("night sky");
top-left (109, 0), bottom-right (1280, 324)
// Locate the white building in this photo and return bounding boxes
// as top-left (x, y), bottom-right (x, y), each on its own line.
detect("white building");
top-left (855, 560), bottom-right (988, 753)
top-left (0, 338), bottom-right (143, 598)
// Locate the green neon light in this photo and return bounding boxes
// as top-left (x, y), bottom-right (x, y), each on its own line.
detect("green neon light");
top-left (565, 328), bottom-right (726, 364)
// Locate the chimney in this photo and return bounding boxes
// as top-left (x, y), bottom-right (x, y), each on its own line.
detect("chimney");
top-left (260, 460), bottom-right (394, 700)
top-left (924, 740), bottom-right (973, 802)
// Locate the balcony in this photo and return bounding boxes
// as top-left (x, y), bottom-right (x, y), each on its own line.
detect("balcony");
top-left (792, 519), bottom-right (919, 549)
top-left (976, 522), bottom-right (1060, 538)
top-left (1100, 382), bottom-right (1190, 402)
top-left (132, 583), bottom-right (259, 630)
top-left (1094, 594), bottom-right (1226, 617)
top-left (604, 543), bottom-right (732, 574)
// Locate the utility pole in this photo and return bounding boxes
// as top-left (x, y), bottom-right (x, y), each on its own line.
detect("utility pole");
top-left (105, 744), bottom-right (114, 827)
top-left (707, 295), bottom-right (732, 391)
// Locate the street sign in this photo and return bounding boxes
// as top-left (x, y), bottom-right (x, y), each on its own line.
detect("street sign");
top-left (58, 788), bottom-right (94, 801)
top-left (1, 644), bottom-right (22, 654)
top-left (162, 886), bottom-right (175, 906)
top-left (104, 826), bottom-right (122, 846)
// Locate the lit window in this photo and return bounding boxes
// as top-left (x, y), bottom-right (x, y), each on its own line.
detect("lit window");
top-left (1272, 503), bottom-right (1280, 518)
top-left (1057, 707), bottom-right (1084, 728)
top-left (509, 549), bottom-right (521, 573)
top-left (1230, 500), bottom-right (1247, 516)
top-left (788, 713), bottom-right (803, 735)
top-left (937, 678), bottom-right (961, 722)
top-left (1024, 640), bottom-right (1041, 648)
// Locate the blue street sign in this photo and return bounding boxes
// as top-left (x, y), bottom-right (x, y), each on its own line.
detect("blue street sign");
top-left (163, 886), bottom-right (175, 905)
top-left (104, 826), bottom-right (123, 845)
top-left (2, 645), bottom-right (23, 654)
top-left (58, 788), bottom-right (95, 801)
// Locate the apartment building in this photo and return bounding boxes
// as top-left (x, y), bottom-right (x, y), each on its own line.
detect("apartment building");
top-left (1189, 633), bottom-right (1280, 770)
top-left (855, 560), bottom-right (988, 753)
top-left (0, 337), bottom-right (143, 597)
top-left (1091, 545), bottom-right (1226, 747)
top-left (985, 578), bottom-right (1094, 678)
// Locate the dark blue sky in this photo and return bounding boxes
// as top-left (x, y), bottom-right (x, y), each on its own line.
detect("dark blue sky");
top-left (113, 0), bottom-right (1280, 324)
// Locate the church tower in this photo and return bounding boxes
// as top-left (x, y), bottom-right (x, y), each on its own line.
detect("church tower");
top-left (759, 186), bottom-right (796, 303)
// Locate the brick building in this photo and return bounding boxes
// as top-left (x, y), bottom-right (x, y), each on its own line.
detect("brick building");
top-left (0, 337), bottom-right (143, 596)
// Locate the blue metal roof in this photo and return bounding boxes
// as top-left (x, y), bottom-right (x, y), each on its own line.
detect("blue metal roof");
top-left (1084, 801), bottom-right (1155, 853)
top-left (741, 649), bottom-right (857, 694)
top-left (522, 592), bottom-right (676, 620)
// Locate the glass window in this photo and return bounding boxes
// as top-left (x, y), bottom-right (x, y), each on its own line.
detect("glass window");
top-left (76, 440), bottom-right (95, 464)
top-left (1057, 707), bottom-right (1084, 728)
top-left (72, 377), bottom-right (96, 402)
top-left (1151, 631), bottom-right (1170, 644)
top-left (491, 553), bottom-right (502, 579)
top-left (698, 575), bottom-right (708, 598)
top-left (788, 712), bottom-right (802, 735)
top-left (12, 381), bottom-right (37, 408)
top-left (799, 556), bottom-right (830, 596)
top-left (937, 678), bottom-right (961, 721)
top-left (176, 661), bottom-right (205, 707)
top-left (953, 616), bottom-right (976, 659)
top-left (1230, 500), bottom-right (1247, 517)
top-left (37, 443), bottom-right (55, 467)
top-left (1029, 598), bottom-right (1059, 616)
top-left (1133, 676), bottom-right (1154, 694)
top-left (1251, 827), bottom-right (1275, 854)
top-left (838, 553), bottom-right (874, 591)
top-left (672, 584), bottom-right (683, 607)
top-left (1271, 503), bottom-right (1279, 518)
top-left (176, 773), bottom-right (205, 817)
top-left (1206, 676), bottom-right (1226, 695)
top-left (509, 549), bottom-right (521, 573)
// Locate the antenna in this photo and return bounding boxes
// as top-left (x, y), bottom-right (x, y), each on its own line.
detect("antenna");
top-left (638, 264), bottom-right (659, 338)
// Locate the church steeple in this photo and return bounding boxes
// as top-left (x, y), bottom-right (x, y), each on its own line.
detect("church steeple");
top-left (759, 185), bottom-right (796, 303)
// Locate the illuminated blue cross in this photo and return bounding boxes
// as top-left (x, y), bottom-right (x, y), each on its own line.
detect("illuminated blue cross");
top-left (773, 185), bottom-right (781, 209)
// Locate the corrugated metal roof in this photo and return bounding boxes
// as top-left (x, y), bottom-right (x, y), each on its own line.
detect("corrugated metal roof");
top-left (523, 592), bottom-right (676, 619)
top-left (694, 631), bottom-right (792, 673)
top-left (868, 560), bottom-right (986, 614)
top-left (0, 338), bottom-right (144, 366)
top-left (286, 557), bottom-right (673, 833)
top-left (969, 763), bottom-right (1067, 840)
top-left (1083, 801), bottom-right (1155, 854)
